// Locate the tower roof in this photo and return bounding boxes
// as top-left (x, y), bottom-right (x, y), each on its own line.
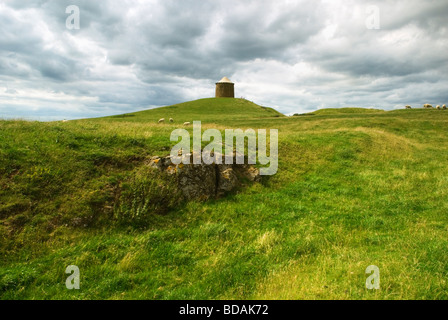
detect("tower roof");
top-left (217, 76), bottom-right (233, 84)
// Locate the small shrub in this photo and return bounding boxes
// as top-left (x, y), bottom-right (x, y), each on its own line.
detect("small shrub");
top-left (114, 167), bottom-right (181, 228)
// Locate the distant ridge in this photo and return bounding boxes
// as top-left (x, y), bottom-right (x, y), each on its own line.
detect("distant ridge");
top-left (306, 107), bottom-right (385, 115)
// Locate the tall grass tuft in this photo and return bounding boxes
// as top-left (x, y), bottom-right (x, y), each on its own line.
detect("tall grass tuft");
top-left (113, 167), bottom-right (181, 228)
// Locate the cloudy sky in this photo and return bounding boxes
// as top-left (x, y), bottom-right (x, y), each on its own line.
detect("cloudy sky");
top-left (1, 0), bottom-right (447, 120)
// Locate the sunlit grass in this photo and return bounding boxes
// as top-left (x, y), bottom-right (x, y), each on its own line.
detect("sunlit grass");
top-left (1, 100), bottom-right (448, 299)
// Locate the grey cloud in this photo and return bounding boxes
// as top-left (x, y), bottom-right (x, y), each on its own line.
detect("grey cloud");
top-left (0, 0), bottom-right (447, 120)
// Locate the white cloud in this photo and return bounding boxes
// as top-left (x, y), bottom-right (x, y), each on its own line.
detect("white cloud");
top-left (0, 0), bottom-right (447, 120)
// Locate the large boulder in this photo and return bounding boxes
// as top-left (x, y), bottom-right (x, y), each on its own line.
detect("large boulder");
top-left (177, 161), bottom-right (217, 200)
top-left (147, 152), bottom-right (261, 201)
top-left (216, 165), bottom-right (240, 197)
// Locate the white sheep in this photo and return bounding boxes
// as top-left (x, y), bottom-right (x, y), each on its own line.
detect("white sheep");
top-left (62, 119), bottom-right (68, 123)
top-left (423, 104), bottom-right (433, 109)
top-left (405, 105), bottom-right (412, 109)
top-left (436, 105), bottom-right (441, 110)
top-left (169, 118), bottom-right (174, 123)
top-left (183, 122), bottom-right (191, 126)
top-left (443, 105), bottom-right (447, 110)
top-left (158, 118), bottom-right (165, 123)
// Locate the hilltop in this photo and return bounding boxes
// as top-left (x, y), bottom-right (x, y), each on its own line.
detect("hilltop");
top-left (105, 98), bottom-right (284, 123)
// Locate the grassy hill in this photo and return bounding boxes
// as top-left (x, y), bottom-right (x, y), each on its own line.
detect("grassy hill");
top-left (1, 103), bottom-right (448, 300)
top-left (105, 98), bottom-right (284, 123)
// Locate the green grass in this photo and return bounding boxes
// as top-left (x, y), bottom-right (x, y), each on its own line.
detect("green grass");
top-left (1, 99), bottom-right (448, 299)
top-left (308, 107), bottom-right (386, 115)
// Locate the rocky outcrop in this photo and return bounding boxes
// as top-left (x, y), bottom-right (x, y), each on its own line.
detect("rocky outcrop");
top-left (147, 152), bottom-right (261, 201)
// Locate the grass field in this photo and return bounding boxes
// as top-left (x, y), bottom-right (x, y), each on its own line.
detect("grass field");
top-left (306, 107), bottom-right (386, 115)
top-left (1, 98), bottom-right (447, 299)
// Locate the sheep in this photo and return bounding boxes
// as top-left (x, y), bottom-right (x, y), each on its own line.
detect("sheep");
top-left (183, 122), bottom-right (191, 126)
top-left (405, 105), bottom-right (412, 109)
top-left (158, 118), bottom-right (165, 123)
top-left (169, 118), bottom-right (174, 123)
top-left (423, 104), bottom-right (433, 109)
top-left (443, 105), bottom-right (447, 110)
top-left (62, 119), bottom-right (68, 123)
top-left (436, 105), bottom-right (441, 110)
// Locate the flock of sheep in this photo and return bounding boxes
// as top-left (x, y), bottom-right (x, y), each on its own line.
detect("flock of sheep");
top-left (406, 104), bottom-right (447, 109)
top-left (158, 118), bottom-right (191, 126)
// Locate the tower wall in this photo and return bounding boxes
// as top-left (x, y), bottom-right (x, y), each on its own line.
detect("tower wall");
top-left (215, 82), bottom-right (235, 98)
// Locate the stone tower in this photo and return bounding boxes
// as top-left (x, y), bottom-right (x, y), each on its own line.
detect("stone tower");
top-left (215, 77), bottom-right (234, 98)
